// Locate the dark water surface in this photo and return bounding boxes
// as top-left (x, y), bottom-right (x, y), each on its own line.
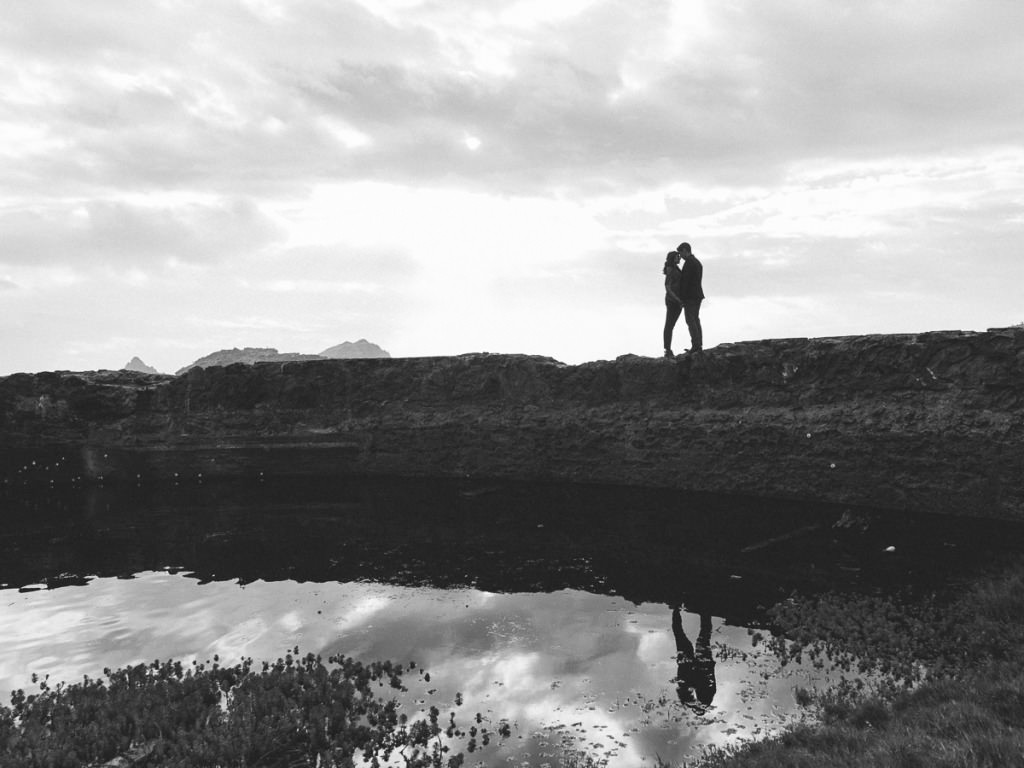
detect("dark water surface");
top-left (2, 477), bottom-right (1022, 765)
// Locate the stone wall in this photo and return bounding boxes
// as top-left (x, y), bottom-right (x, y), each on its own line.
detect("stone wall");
top-left (2, 329), bottom-right (1022, 519)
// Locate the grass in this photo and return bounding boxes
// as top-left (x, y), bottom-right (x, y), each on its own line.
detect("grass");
top-left (695, 671), bottom-right (1024, 767)
top-left (694, 559), bottom-right (1024, 767)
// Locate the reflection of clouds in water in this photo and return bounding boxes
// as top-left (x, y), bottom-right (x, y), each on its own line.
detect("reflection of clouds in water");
top-left (490, 652), bottom-right (543, 693)
top-left (277, 611), bottom-right (302, 632)
top-left (0, 574), bottom-right (831, 767)
top-left (331, 593), bottom-right (393, 634)
top-left (209, 618), bottom-right (268, 658)
top-left (399, 595), bottom-right (675, 765)
top-left (634, 623), bottom-right (673, 663)
top-left (422, 649), bottom-right (650, 766)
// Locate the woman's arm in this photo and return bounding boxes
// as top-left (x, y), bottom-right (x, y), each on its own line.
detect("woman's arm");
top-left (665, 273), bottom-right (682, 304)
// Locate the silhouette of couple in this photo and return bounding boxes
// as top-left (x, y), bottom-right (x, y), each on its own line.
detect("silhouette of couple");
top-left (662, 242), bottom-right (704, 358)
top-left (672, 606), bottom-right (716, 715)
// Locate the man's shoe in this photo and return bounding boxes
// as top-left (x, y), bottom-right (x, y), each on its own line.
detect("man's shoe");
top-left (663, 349), bottom-right (674, 358)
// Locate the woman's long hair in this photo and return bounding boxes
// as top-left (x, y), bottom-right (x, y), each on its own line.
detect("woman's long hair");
top-left (663, 252), bottom-right (678, 275)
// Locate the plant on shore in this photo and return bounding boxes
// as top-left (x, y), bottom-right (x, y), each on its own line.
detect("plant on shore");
top-left (696, 561), bottom-right (1024, 767)
top-left (0, 650), bottom-right (498, 768)
top-left (758, 563), bottom-right (1024, 685)
top-left (694, 665), bottom-right (1024, 768)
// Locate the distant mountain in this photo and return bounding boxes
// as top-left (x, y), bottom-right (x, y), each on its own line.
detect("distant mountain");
top-left (122, 356), bottom-right (159, 374)
top-left (320, 339), bottom-right (390, 359)
top-left (176, 348), bottom-right (322, 375)
top-left (176, 341), bottom-right (390, 374)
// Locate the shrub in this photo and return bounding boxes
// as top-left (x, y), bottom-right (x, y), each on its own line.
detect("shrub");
top-left (0, 650), bottom-right (487, 768)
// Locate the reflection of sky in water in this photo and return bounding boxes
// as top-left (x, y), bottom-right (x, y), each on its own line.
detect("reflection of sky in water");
top-left (0, 573), bottom-right (826, 765)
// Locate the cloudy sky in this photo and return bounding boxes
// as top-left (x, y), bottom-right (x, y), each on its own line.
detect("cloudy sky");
top-left (2, 0), bottom-right (1022, 374)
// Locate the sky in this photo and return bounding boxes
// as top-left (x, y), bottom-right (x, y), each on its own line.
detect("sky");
top-left (2, 0), bottom-right (1022, 374)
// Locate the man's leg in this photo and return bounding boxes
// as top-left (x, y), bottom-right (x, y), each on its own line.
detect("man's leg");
top-left (683, 300), bottom-right (703, 351)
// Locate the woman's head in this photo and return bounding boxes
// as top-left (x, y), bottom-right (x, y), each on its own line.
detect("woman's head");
top-left (663, 251), bottom-right (680, 274)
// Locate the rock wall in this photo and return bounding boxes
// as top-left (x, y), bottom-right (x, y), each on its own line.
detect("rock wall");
top-left (2, 329), bottom-right (1023, 519)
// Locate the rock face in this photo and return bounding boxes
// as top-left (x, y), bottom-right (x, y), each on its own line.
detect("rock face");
top-left (2, 329), bottom-right (1023, 520)
top-left (122, 356), bottom-right (158, 374)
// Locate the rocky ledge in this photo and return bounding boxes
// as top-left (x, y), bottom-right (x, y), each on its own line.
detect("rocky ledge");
top-left (2, 329), bottom-right (1022, 520)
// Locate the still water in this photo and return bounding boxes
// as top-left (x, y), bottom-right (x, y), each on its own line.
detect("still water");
top-left (1, 477), bottom-right (1013, 765)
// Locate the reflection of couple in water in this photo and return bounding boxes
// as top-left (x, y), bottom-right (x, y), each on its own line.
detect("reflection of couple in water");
top-left (671, 606), bottom-right (716, 715)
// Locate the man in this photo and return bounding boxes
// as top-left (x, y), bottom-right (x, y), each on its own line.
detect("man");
top-left (676, 242), bottom-right (704, 353)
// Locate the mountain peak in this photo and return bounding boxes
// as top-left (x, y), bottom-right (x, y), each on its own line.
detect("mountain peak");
top-left (175, 340), bottom-right (390, 374)
top-left (320, 340), bottom-right (390, 359)
top-left (175, 348), bottom-right (322, 375)
top-left (122, 356), bottom-right (159, 374)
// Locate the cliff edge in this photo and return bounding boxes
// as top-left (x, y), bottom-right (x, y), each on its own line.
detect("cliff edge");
top-left (2, 329), bottom-right (1022, 520)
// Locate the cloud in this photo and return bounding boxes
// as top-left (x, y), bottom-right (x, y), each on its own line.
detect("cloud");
top-left (4, 0), bottom-right (1022, 200)
top-left (281, 0), bottom-right (1024, 195)
top-left (0, 198), bottom-right (284, 268)
top-left (0, 277), bottom-right (18, 291)
top-left (688, 3), bottom-right (1024, 159)
top-left (0, 1), bottom-right (402, 195)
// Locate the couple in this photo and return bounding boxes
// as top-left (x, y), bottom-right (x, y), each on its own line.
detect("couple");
top-left (662, 242), bottom-right (704, 358)
top-left (672, 606), bottom-right (716, 715)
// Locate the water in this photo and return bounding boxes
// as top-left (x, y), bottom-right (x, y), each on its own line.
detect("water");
top-left (2, 476), bottom-right (1017, 765)
top-left (3, 573), bottom-right (800, 763)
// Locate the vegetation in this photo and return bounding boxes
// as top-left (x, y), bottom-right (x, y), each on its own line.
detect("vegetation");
top-left (695, 668), bottom-right (1024, 768)
top-left (0, 650), bottom-right (504, 768)
top-left (759, 565), bottom-right (1024, 684)
top-left (698, 560), bottom-right (1024, 767)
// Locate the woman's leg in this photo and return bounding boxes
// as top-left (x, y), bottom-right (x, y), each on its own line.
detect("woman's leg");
top-left (664, 300), bottom-right (682, 352)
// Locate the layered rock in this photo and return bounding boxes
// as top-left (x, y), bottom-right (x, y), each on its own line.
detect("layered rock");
top-left (2, 329), bottom-right (1022, 520)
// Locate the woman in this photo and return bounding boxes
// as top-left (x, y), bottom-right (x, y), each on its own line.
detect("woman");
top-left (663, 251), bottom-right (683, 357)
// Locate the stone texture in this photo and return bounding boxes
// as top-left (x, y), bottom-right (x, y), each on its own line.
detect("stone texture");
top-left (2, 329), bottom-right (1022, 519)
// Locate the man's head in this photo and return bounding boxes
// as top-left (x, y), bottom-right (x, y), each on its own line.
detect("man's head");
top-left (677, 242), bottom-right (692, 257)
